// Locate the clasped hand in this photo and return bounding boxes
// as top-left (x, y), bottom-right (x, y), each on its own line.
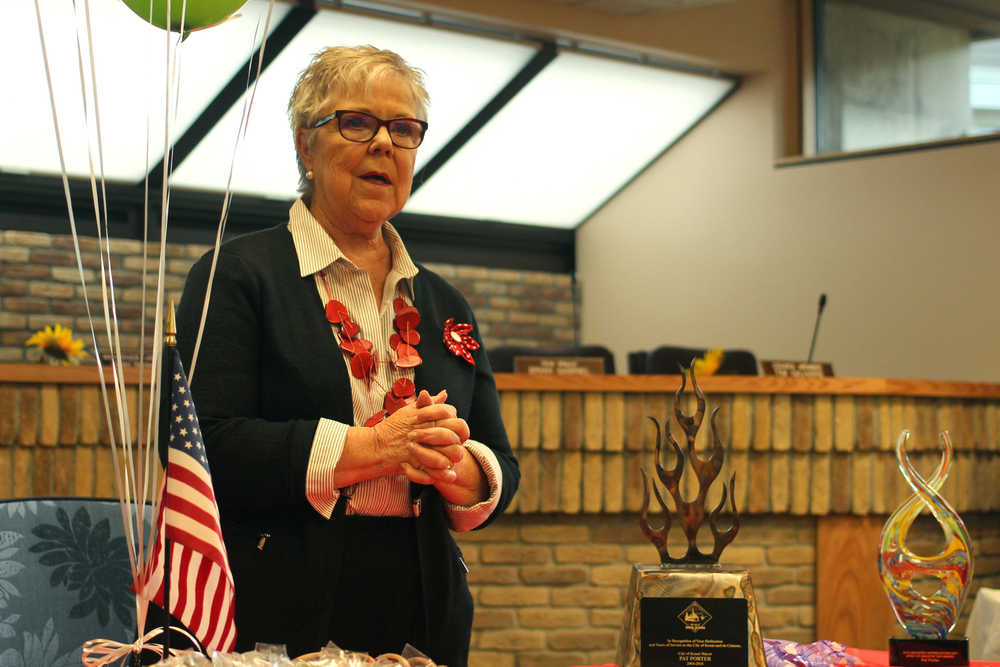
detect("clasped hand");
top-left (371, 389), bottom-right (470, 487)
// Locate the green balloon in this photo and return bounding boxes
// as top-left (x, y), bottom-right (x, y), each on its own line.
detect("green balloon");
top-left (120, 0), bottom-right (249, 33)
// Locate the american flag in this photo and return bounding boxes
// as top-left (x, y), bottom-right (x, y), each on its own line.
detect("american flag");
top-left (141, 346), bottom-right (237, 653)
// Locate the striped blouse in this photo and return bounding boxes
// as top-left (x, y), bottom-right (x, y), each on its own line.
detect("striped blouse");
top-left (287, 199), bottom-right (501, 530)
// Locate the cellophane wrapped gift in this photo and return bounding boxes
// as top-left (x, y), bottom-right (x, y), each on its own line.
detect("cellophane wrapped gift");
top-left (762, 639), bottom-right (861, 666)
top-left (154, 641), bottom-right (444, 666)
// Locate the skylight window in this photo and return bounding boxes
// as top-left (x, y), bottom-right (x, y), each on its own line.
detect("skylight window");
top-left (971, 38), bottom-right (1000, 134)
top-left (5, 1), bottom-right (736, 231)
top-left (405, 50), bottom-right (736, 228)
top-left (1, 0), bottom-right (287, 181)
top-left (168, 9), bottom-right (538, 199)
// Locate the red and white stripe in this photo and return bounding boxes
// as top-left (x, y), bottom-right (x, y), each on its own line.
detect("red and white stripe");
top-left (142, 446), bottom-right (236, 653)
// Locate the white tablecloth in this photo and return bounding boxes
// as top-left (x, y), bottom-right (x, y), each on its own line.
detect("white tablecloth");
top-left (969, 587), bottom-right (1000, 660)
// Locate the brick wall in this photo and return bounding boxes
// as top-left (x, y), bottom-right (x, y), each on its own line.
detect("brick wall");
top-left (456, 515), bottom-right (815, 667)
top-left (421, 263), bottom-right (578, 349)
top-left (0, 230), bottom-right (578, 363)
top-left (0, 231), bottom-right (205, 363)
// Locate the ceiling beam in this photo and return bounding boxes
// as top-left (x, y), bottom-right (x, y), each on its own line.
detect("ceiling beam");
top-left (410, 41), bottom-right (558, 193)
top-left (145, 5), bottom-right (316, 186)
top-left (392, 211), bottom-right (575, 272)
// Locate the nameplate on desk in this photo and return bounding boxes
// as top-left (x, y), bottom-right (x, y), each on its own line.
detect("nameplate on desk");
top-left (513, 357), bottom-right (606, 375)
top-left (761, 360), bottom-right (834, 377)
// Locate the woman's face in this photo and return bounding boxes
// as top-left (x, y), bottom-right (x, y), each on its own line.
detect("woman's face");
top-left (297, 74), bottom-right (419, 239)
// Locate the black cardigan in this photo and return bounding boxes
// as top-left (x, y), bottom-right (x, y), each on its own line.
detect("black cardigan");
top-left (176, 223), bottom-right (519, 664)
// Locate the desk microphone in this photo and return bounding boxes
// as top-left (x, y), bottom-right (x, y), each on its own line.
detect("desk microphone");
top-left (807, 293), bottom-right (827, 362)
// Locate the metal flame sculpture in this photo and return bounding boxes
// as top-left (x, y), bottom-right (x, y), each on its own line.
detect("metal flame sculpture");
top-left (640, 364), bottom-right (739, 564)
top-left (878, 430), bottom-right (974, 639)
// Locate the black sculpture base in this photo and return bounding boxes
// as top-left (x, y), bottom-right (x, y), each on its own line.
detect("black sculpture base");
top-left (889, 637), bottom-right (969, 666)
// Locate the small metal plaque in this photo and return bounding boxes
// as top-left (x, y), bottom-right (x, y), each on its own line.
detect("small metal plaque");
top-left (513, 356), bottom-right (606, 374)
top-left (889, 638), bottom-right (969, 666)
top-left (760, 360), bottom-right (834, 377)
top-left (641, 597), bottom-right (748, 666)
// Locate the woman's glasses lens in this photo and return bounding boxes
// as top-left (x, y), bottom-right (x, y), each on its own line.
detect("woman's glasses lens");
top-left (337, 111), bottom-right (424, 148)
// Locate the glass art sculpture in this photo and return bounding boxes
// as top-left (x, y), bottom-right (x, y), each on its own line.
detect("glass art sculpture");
top-left (617, 365), bottom-right (766, 667)
top-left (878, 429), bottom-right (973, 640)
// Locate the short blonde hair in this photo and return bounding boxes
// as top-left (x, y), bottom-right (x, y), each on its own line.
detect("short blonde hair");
top-left (288, 45), bottom-right (430, 198)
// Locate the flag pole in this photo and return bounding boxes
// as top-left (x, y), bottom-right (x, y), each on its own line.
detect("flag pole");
top-left (161, 300), bottom-right (176, 660)
top-left (147, 297), bottom-right (234, 656)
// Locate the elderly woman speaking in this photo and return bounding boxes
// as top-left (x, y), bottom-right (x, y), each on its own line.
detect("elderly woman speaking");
top-left (175, 46), bottom-right (519, 665)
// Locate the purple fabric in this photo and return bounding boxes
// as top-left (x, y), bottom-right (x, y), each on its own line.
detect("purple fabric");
top-left (764, 638), bottom-right (862, 666)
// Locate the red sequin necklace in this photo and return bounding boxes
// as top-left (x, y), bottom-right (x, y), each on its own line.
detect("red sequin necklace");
top-left (320, 273), bottom-right (423, 426)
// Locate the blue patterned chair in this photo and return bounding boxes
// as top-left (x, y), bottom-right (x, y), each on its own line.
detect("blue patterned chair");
top-left (0, 497), bottom-right (151, 667)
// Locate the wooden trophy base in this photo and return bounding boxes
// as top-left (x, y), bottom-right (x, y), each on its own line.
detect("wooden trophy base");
top-left (889, 637), bottom-right (969, 666)
top-left (616, 564), bottom-right (766, 667)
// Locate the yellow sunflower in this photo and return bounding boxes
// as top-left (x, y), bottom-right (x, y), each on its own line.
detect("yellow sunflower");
top-left (25, 324), bottom-right (89, 365)
top-left (692, 348), bottom-right (725, 376)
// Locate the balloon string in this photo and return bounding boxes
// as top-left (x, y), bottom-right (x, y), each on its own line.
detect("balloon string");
top-left (71, 0), bottom-right (136, 558)
top-left (135, 0), bottom-right (161, 568)
top-left (38, 0), bottom-right (135, 574)
top-left (30, 0), bottom-right (112, 474)
top-left (76, 0), bottom-right (133, 483)
top-left (76, 0), bottom-right (147, 589)
top-left (144, 1), bottom-right (187, 534)
top-left (189, 0), bottom-right (276, 384)
top-left (32, 0), bottom-right (151, 615)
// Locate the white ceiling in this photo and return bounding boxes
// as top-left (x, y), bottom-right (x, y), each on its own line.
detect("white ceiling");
top-left (5, 0), bottom-right (737, 229)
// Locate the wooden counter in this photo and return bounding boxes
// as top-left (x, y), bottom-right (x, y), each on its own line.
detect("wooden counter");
top-left (495, 373), bottom-right (1000, 398)
top-left (491, 373), bottom-right (1000, 516)
top-left (1, 365), bottom-right (998, 514)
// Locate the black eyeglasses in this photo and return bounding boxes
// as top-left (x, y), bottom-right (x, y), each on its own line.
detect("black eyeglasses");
top-left (311, 110), bottom-right (428, 149)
